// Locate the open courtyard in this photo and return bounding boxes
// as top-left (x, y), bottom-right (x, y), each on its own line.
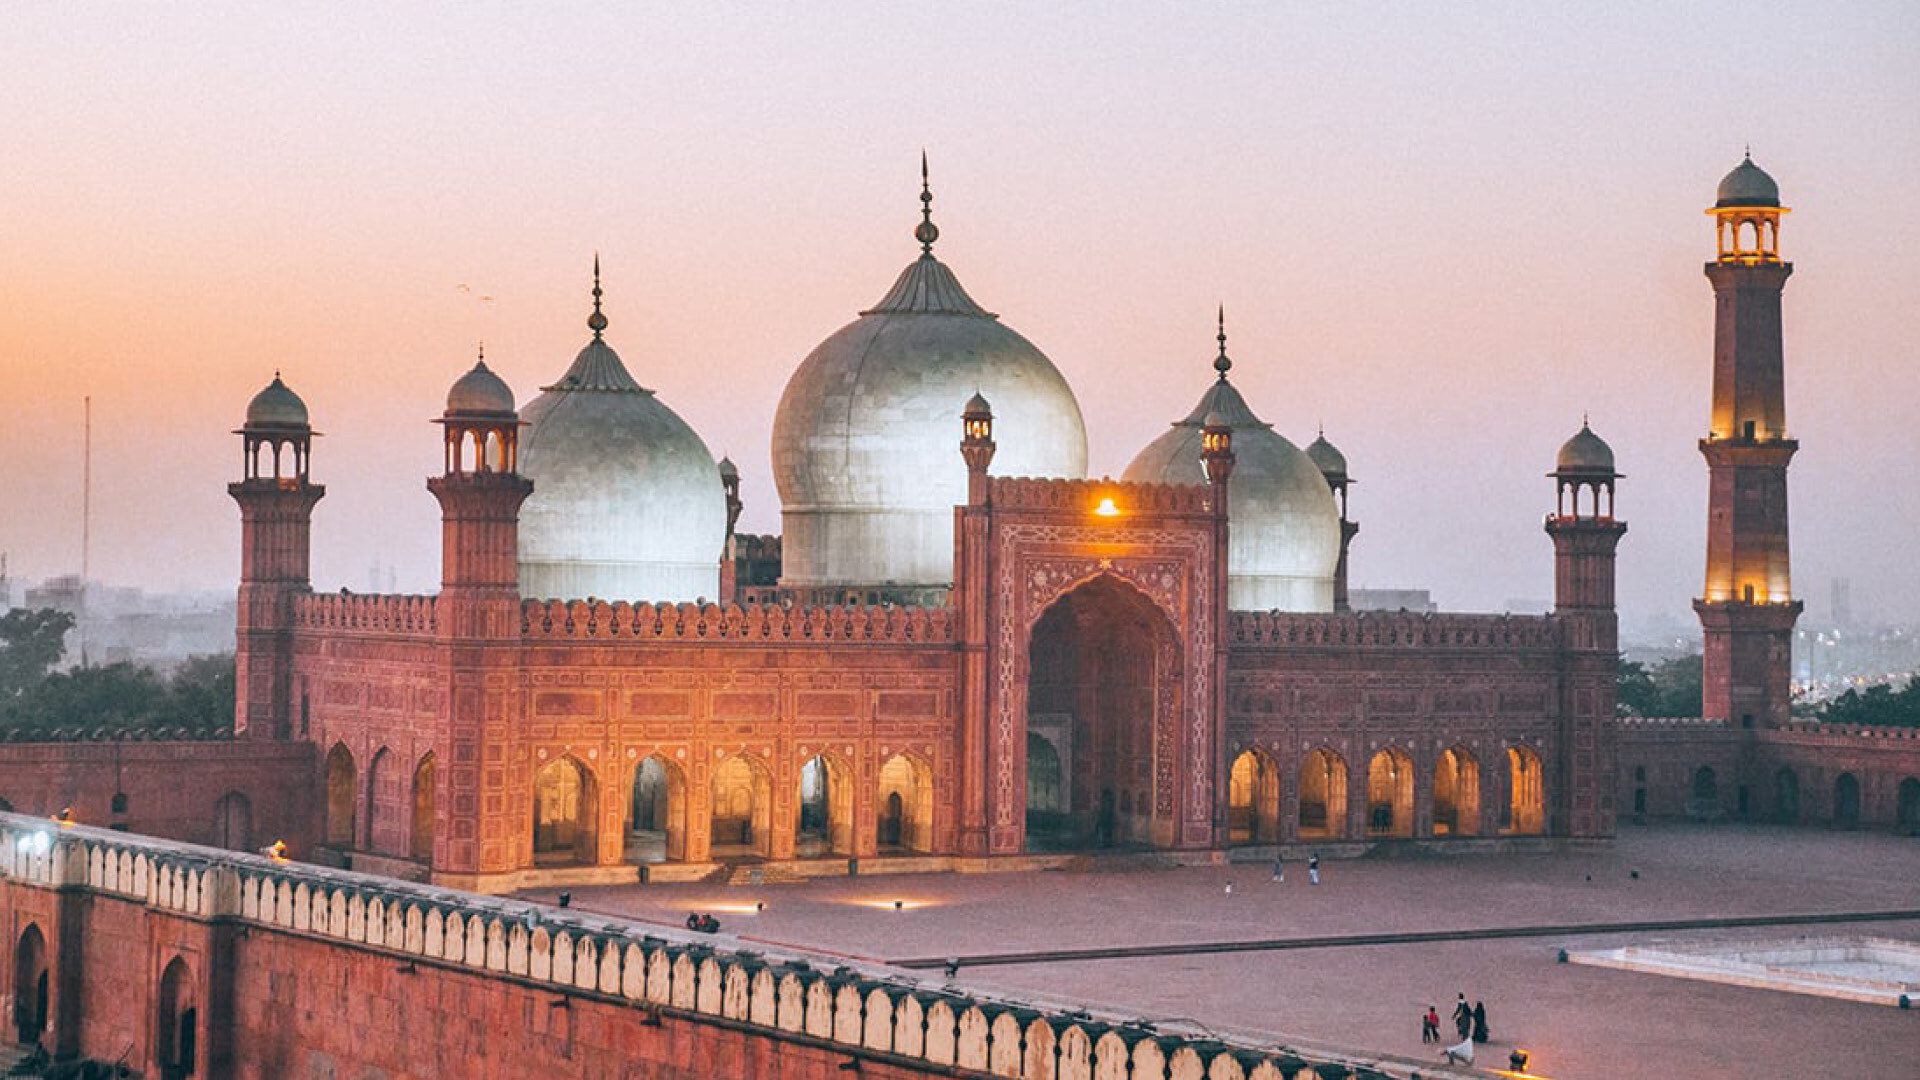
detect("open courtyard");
top-left (529, 825), bottom-right (1920, 1079)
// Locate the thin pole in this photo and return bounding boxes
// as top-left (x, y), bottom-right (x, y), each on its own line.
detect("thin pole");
top-left (80, 395), bottom-right (91, 667)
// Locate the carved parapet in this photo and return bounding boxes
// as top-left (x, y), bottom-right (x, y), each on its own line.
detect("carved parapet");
top-left (0, 813), bottom-right (1379, 1080)
top-left (519, 599), bottom-right (956, 645)
top-left (989, 476), bottom-right (1217, 516)
top-left (294, 594), bottom-right (439, 635)
top-left (1229, 609), bottom-right (1561, 650)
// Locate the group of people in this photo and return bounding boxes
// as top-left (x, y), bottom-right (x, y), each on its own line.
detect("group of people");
top-left (1423, 993), bottom-right (1490, 1065)
top-left (684, 911), bottom-right (722, 934)
top-left (1269, 852), bottom-right (1321, 884)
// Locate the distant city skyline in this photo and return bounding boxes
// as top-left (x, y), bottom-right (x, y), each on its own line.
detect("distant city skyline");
top-left (2, 4), bottom-right (1916, 627)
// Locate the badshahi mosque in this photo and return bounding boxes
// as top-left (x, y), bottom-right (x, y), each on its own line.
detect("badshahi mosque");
top-left (214, 157), bottom-right (1812, 891)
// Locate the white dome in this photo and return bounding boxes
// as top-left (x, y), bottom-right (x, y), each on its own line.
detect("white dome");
top-left (517, 300), bottom-right (725, 603)
top-left (1124, 375), bottom-right (1339, 612)
top-left (772, 252), bottom-right (1087, 593)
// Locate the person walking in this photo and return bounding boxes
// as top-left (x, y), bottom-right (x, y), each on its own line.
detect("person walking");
top-left (1421, 1005), bottom-right (1440, 1044)
top-left (1308, 853), bottom-right (1320, 884)
top-left (1471, 1000), bottom-right (1489, 1044)
top-left (1452, 993), bottom-right (1471, 1041)
top-left (1271, 852), bottom-right (1284, 882)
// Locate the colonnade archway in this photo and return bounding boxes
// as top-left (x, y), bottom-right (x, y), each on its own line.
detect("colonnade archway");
top-left (1506, 747), bottom-right (1546, 835)
top-left (1433, 747), bottom-right (1480, 836)
top-left (1834, 772), bottom-right (1862, 827)
top-left (324, 744), bottom-right (356, 848)
top-left (797, 754), bottom-right (856, 857)
top-left (1900, 777), bottom-right (1920, 833)
top-left (710, 755), bottom-right (773, 860)
top-left (877, 753), bottom-right (934, 853)
top-left (157, 956), bottom-right (197, 1080)
top-left (1367, 748), bottom-right (1415, 837)
top-left (1023, 576), bottom-right (1182, 851)
top-left (628, 756), bottom-right (688, 864)
top-left (1774, 767), bottom-right (1800, 823)
top-left (410, 754), bottom-right (436, 861)
top-left (532, 756), bottom-right (597, 865)
top-left (1298, 748), bottom-right (1348, 840)
top-left (1228, 749), bottom-right (1282, 845)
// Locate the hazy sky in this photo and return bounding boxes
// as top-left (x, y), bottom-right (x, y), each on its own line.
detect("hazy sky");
top-left (2, 4), bottom-right (1916, 632)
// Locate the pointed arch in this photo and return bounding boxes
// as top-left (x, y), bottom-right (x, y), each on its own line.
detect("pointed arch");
top-left (1774, 767), bottom-right (1800, 823)
top-left (366, 746), bottom-right (400, 855)
top-left (532, 756), bottom-right (599, 866)
top-left (324, 743), bottom-right (356, 848)
top-left (1898, 777), bottom-right (1920, 833)
top-left (797, 752), bottom-right (856, 857)
top-left (1298, 748), bottom-right (1348, 840)
top-left (627, 755), bottom-right (687, 863)
top-left (1834, 772), bottom-right (1861, 827)
top-left (1366, 747), bottom-right (1415, 837)
top-left (1433, 747), bottom-right (1480, 837)
top-left (711, 754), bottom-right (773, 860)
top-left (1505, 746), bottom-right (1546, 835)
top-left (157, 955), bottom-right (197, 1077)
top-left (877, 753), bottom-right (934, 854)
top-left (12, 924), bottom-right (47, 1045)
top-left (1228, 749), bottom-right (1282, 845)
top-left (410, 753), bottom-right (436, 862)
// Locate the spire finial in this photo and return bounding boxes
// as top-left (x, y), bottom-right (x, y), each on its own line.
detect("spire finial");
top-left (587, 253), bottom-right (608, 339)
top-left (1582, 410), bottom-right (1590, 428)
top-left (1213, 304), bottom-right (1232, 381)
top-left (478, 341), bottom-right (485, 366)
top-left (915, 150), bottom-right (940, 256)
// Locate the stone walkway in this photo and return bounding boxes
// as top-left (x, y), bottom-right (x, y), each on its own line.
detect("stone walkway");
top-left (531, 825), bottom-right (1920, 1079)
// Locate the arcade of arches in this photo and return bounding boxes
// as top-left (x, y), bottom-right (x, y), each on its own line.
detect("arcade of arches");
top-left (1231, 743), bottom-right (1544, 842)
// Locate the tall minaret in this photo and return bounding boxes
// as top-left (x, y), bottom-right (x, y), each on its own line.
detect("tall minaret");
top-left (1546, 421), bottom-right (1626, 839)
top-left (1694, 154), bottom-right (1802, 727)
top-left (229, 375), bottom-right (324, 739)
top-left (1305, 430), bottom-right (1357, 612)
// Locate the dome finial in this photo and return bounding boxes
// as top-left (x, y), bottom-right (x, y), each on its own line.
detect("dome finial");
top-left (1213, 304), bottom-right (1232, 381)
top-left (587, 253), bottom-right (608, 339)
top-left (915, 149), bottom-right (940, 256)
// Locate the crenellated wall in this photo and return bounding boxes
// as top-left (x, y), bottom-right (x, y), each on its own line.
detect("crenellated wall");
top-left (520, 598), bottom-right (956, 643)
top-left (293, 593), bottom-right (439, 635)
top-left (0, 818), bottom-right (1395, 1080)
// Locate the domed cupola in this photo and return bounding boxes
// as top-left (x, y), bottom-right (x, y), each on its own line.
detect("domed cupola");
top-left (771, 158), bottom-right (1087, 600)
top-left (1715, 153), bottom-right (1781, 208)
top-left (1305, 430), bottom-right (1348, 487)
top-left (516, 259), bottom-right (726, 602)
top-left (1555, 419), bottom-right (1616, 475)
top-left (1122, 312), bottom-right (1340, 612)
top-left (245, 374), bottom-right (310, 431)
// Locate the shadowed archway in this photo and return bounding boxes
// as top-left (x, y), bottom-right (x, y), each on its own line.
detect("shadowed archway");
top-left (1433, 747), bottom-right (1480, 837)
top-left (532, 756), bottom-right (598, 866)
top-left (1228, 749), bottom-right (1282, 845)
top-left (1023, 575), bottom-right (1183, 852)
top-left (1298, 748), bottom-right (1348, 840)
top-left (628, 755), bottom-right (688, 863)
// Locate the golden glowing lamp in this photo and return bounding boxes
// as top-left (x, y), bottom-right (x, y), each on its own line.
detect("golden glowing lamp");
top-left (269, 840), bottom-right (289, 862)
top-left (54, 807), bottom-right (75, 828)
top-left (1093, 497), bottom-right (1120, 517)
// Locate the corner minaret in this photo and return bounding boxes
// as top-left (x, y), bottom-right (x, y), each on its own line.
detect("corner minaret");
top-left (1545, 420), bottom-right (1625, 840)
top-left (229, 375), bottom-right (324, 739)
top-left (1694, 154), bottom-right (1802, 727)
top-left (429, 352), bottom-right (533, 636)
top-left (1306, 429), bottom-right (1357, 612)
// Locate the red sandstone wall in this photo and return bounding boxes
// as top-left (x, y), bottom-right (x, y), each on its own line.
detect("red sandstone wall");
top-left (0, 741), bottom-right (313, 853)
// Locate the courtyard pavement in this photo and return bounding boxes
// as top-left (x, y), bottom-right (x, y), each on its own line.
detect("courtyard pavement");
top-left (528, 826), bottom-right (1920, 1079)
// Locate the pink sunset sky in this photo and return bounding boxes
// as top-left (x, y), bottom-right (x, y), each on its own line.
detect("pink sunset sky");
top-left (2, 4), bottom-right (1916, 630)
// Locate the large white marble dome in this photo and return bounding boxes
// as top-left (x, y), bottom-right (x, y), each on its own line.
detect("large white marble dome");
top-left (772, 197), bottom-right (1087, 594)
top-left (517, 278), bottom-right (726, 602)
top-left (1123, 332), bottom-right (1340, 612)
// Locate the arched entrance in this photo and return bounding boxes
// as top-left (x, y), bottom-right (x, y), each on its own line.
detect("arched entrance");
top-left (1228, 749), bottom-right (1282, 845)
top-left (212, 792), bottom-right (252, 851)
top-left (157, 956), bottom-right (196, 1079)
top-left (410, 753), bottom-right (436, 862)
top-left (710, 755), bottom-right (772, 860)
top-left (1433, 747), bottom-right (1480, 837)
top-left (531, 757), bottom-right (597, 866)
top-left (1025, 733), bottom-right (1065, 841)
top-left (796, 754), bottom-right (855, 857)
top-left (366, 747), bottom-right (399, 855)
top-left (1023, 576), bottom-right (1183, 851)
top-left (12, 925), bottom-right (47, 1046)
top-left (1298, 748), bottom-right (1348, 840)
top-left (324, 744), bottom-right (356, 848)
top-left (1505, 746), bottom-right (1545, 835)
top-left (1899, 777), bottom-right (1920, 834)
top-left (627, 756), bottom-right (687, 863)
top-left (877, 754), bottom-right (933, 853)
top-left (1366, 748), bottom-right (1414, 837)
top-left (1834, 772), bottom-right (1862, 827)
top-left (1774, 768), bottom-right (1800, 823)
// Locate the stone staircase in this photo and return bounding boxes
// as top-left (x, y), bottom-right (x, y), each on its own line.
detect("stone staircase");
top-left (720, 861), bottom-right (808, 887)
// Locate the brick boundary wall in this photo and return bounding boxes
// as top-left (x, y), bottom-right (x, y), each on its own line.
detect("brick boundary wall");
top-left (0, 817), bottom-right (1399, 1080)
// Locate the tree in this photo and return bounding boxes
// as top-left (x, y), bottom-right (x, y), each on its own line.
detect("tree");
top-left (0, 608), bottom-right (74, 705)
top-left (1818, 677), bottom-right (1920, 728)
top-left (1616, 654), bottom-right (1704, 718)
